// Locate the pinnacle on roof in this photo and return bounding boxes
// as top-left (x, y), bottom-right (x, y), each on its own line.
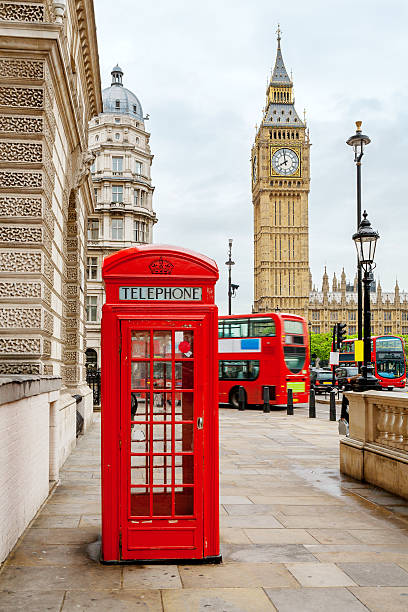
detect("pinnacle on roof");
top-left (271, 25), bottom-right (291, 85)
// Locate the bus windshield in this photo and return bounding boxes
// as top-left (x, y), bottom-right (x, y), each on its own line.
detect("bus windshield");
top-left (376, 359), bottom-right (405, 379)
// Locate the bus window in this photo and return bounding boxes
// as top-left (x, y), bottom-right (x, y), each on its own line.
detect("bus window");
top-left (376, 337), bottom-right (403, 352)
top-left (249, 317), bottom-right (276, 337)
top-left (219, 360), bottom-right (259, 380)
top-left (222, 319), bottom-right (249, 338)
top-left (283, 346), bottom-right (306, 374)
top-left (284, 320), bottom-right (304, 335)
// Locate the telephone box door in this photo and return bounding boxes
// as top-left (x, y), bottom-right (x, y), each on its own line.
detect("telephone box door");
top-left (120, 318), bottom-right (205, 560)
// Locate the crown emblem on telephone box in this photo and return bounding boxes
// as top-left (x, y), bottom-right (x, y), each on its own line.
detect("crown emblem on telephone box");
top-left (149, 257), bottom-right (174, 275)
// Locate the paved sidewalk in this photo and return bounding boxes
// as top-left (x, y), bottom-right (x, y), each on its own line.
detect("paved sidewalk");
top-left (2, 407), bottom-right (408, 611)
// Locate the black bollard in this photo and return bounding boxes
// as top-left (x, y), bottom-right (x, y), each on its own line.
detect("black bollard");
top-left (263, 386), bottom-right (270, 413)
top-left (238, 386), bottom-right (246, 411)
top-left (287, 388), bottom-right (294, 415)
top-left (309, 389), bottom-right (316, 418)
top-left (329, 390), bottom-right (337, 421)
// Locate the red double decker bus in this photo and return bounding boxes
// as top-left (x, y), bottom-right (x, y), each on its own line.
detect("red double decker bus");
top-left (339, 336), bottom-right (406, 390)
top-left (218, 312), bottom-right (310, 408)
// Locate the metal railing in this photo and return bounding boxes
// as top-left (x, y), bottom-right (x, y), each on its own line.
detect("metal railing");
top-left (86, 368), bottom-right (101, 406)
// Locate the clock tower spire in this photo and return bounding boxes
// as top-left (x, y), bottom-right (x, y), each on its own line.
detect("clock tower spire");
top-left (252, 29), bottom-right (310, 315)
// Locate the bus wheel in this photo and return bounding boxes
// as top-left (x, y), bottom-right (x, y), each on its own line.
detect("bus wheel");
top-left (229, 387), bottom-right (246, 409)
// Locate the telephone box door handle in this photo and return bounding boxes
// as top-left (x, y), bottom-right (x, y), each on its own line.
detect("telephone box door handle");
top-left (197, 417), bottom-right (203, 429)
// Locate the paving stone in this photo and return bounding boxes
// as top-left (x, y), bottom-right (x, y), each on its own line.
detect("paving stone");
top-left (32, 515), bottom-right (80, 528)
top-left (220, 496), bottom-right (253, 504)
top-left (306, 529), bottom-right (361, 544)
top-left (220, 543), bottom-right (316, 563)
top-left (0, 565), bottom-right (121, 591)
top-left (265, 587), bottom-right (368, 611)
top-left (123, 565), bottom-right (182, 589)
top-left (78, 515), bottom-right (102, 527)
top-left (349, 586), bottom-right (408, 611)
top-left (285, 562), bottom-right (357, 586)
top-left (62, 589), bottom-right (163, 611)
top-left (248, 495), bottom-right (342, 505)
top-left (22, 527), bottom-right (100, 545)
top-left (179, 562), bottom-right (298, 588)
top-left (339, 562), bottom-right (408, 586)
top-left (220, 528), bottom-right (252, 544)
top-left (162, 587), bottom-right (275, 611)
top-left (0, 590), bottom-right (65, 611)
top-left (6, 543), bottom-right (90, 566)
top-left (221, 515), bottom-right (284, 529)
top-left (244, 528), bottom-right (318, 545)
top-left (349, 529), bottom-right (408, 546)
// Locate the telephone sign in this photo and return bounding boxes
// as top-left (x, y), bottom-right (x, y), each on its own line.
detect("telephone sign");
top-left (101, 245), bottom-right (220, 563)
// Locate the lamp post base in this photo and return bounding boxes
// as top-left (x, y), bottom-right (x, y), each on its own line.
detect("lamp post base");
top-left (351, 365), bottom-right (382, 392)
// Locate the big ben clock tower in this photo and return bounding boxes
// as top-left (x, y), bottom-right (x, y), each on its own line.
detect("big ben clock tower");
top-left (252, 28), bottom-right (310, 315)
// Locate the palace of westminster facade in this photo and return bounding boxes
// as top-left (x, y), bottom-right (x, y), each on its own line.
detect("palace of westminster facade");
top-left (252, 30), bottom-right (408, 338)
top-left (0, 7), bottom-right (406, 386)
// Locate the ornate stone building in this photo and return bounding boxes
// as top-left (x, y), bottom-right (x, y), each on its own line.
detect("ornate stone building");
top-left (0, 1), bottom-right (102, 416)
top-left (252, 29), bottom-right (310, 315)
top-left (85, 66), bottom-right (157, 367)
top-left (252, 31), bottom-right (408, 337)
top-left (309, 269), bottom-right (408, 337)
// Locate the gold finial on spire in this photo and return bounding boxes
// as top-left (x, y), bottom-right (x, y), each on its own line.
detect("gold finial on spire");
top-left (276, 24), bottom-right (281, 48)
top-left (356, 120), bottom-right (362, 132)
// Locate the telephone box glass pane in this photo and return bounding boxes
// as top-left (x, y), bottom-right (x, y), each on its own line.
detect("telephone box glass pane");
top-left (131, 362), bottom-right (150, 389)
top-left (153, 331), bottom-right (172, 358)
top-left (174, 392), bottom-right (194, 420)
top-left (152, 393), bottom-right (172, 420)
top-left (153, 362), bottom-right (172, 388)
top-left (175, 487), bottom-right (194, 515)
top-left (153, 455), bottom-right (172, 485)
top-left (131, 392), bottom-right (150, 421)
top-left (152, 424), bottom-right (172, 453)
top-left (175, 362), bottom-right (194, 388)
top-left (130, 457), bottom-right (150, 485)
top-left (175, 423), bottom-right (193, 452)
top-left (130, 488), bottom-right (150, 516)
top-left (153, 487), bottom-right (172, 516)
top-left (131, 331), bottom-right (150, 358)
top-left (130, 423), bottom-right (148, 449)
top-left (175, 331), bottom-right (194, 358)
top-left (175, 455), bottom-right (194, 484)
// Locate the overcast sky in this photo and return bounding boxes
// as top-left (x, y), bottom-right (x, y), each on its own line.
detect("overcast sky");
top-left (94, 0), bottom-right (408, 315)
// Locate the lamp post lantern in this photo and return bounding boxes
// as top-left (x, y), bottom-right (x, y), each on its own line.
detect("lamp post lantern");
top-left (346, 121), bottom-right (371, 361)
top-left (351, 211), bottom-right (382, 391)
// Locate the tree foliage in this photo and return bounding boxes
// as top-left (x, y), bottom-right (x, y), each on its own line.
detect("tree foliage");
top-left (310, 333), bottom-right (332, 363)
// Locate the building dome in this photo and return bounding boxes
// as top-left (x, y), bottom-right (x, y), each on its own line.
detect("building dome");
top-left (102, 65), bottom-right (143, 120)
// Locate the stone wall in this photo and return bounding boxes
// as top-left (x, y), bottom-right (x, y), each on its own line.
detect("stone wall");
top-left (0, 375), bottom-right (67, 564)
top-left (340, 390), bottom-right (408, 500)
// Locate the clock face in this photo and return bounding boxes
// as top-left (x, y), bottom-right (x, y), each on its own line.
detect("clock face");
top-left (252, 155), bottom-right (257, 181)
top-left (271, 148), bottom-right (299, 176)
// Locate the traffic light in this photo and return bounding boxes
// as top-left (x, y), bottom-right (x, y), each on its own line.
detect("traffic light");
top-left (337, 323), bottom-right (347, 348)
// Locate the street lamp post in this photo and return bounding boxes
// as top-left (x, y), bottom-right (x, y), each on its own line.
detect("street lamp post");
top-left (346, 121), bottom-right (371, 365)
top-left (226, 239), bottom-right (239, 315)
top-left (352, 211), bottom-right (382, 391)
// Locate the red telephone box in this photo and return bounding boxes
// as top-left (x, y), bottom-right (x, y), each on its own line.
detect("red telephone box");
top-left (101, 245), bottom-right (220, 563)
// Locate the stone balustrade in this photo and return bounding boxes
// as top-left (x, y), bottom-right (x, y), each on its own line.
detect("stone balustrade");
top-left (340, 389), bottom-right (408, 500)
